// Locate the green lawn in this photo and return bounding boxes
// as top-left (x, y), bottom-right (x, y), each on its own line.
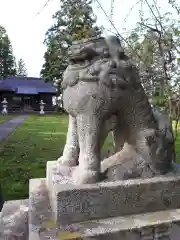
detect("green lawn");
top-left (0, 114), bottom-right (180, 201)
top-left (0, 114), bottom-right (15, 123)
top-left (0, 114), bottom-right (68, 200)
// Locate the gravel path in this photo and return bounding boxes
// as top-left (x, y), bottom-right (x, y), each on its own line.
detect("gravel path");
top-left (0, 115), bottom-right (28, 142)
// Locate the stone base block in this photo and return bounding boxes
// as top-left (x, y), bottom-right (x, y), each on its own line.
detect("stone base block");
top-left (46, 161), bottom-right (180, 226)
top-left (29, 178), bottom-right (54, 240)
top-left (46, 160), bottom-right (76, 224)
top-left (0, 199), bottom-right (29, 240)
top-left (28, 177), bottom-right (180, 240)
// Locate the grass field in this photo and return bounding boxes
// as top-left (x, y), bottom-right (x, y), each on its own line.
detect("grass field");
top-left (0, 114), bottom-right (180, 200)
top-left (0, 115), bottom-right (15, 123)
top-left (0, 115), bottom-right (68, 200)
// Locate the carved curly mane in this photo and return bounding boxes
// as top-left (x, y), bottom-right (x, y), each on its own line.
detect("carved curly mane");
top-left (57, 35), bottom-right (175, 184)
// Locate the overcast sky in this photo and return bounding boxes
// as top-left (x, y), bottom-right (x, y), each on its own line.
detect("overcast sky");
top-left (0, 0), bottom-right (176, 77)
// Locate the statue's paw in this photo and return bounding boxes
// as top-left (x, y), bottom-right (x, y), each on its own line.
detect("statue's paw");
top-left (57, 156), bottom-right (77, 167)
top-left (57, 156), bottom-right (63, 163)
top-left (55, 157), bottom-right (76, 176)
top-left (72, 168), bottom-right (99, 184)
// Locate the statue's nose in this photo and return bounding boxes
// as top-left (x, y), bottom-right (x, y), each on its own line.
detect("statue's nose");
top-left (110, 61), bottom-right (117, 68)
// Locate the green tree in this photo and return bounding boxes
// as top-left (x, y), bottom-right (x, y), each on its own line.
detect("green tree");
top-left (16, 58), bottom-right (27, 77)
top-left (125, 8), bottom-right (180, 103)
top-left (41, 0), bottom-right (101, 96)
top-left (0, 25), bottom-right (16, 80)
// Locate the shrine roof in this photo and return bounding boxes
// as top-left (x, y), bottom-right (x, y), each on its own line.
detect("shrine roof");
top-left (0, 76), bottom-right (56, 94)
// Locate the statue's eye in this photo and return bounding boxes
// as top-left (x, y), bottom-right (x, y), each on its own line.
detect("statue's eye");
top-left (69, 60), bottom-right (75, 65)
top-left (111, 61), bottom-right (117, 68)
top-left (103, 49), bottom-right (110, 57)
top-left (146, 135), bottom-right (155, 146)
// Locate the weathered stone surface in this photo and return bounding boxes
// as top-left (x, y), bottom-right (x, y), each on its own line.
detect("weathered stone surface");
top-left (56, 35), bottom-right (175, 184)
top-left (28, 177), bottom-right (180, 240)
top-left (29, 178), bottom-right (57, 240)
top-left (47, 161), bottom-right (180, 225)
top-left (0, 199), bottom-right (29, 240)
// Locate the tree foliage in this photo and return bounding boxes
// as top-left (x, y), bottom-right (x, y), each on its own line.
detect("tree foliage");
top-left (41, 0), bottom-right (180, 117)
top-left (40, 0), bottom-right (101, 95)
top-left (0, 25), bottom-right (16, 80)
top-left (16, 58), bottom-right (27, 77)
top-left (124, 2), bottom-right (180, 110)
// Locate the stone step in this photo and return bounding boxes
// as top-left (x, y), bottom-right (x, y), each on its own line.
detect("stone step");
top-left (46, 160), bottom-right (180, 226)
top-left (0, 199), bottom-right (29, 239)
top-left (29, 177), bottom-right (180, 239)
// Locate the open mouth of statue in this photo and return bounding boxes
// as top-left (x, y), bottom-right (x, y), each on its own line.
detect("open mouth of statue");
top-left (68, 47), bottom-right (99, 70)
top-left (69, 57), bottom-right (92, 70)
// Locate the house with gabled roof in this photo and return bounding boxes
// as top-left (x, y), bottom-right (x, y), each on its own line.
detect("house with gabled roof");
top-left (0, 76), bottom-right (56, 112)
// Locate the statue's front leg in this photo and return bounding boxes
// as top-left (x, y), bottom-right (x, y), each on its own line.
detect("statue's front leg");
top-left (72, 114), bottom-right (101, 184)
top-left (58, 115), bottom-right (79, 166)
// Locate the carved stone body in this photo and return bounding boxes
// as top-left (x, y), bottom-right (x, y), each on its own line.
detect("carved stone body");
top-left (102, 107), bottom-right (175, 181)
top-left (57, 36), bottom-right (175, 184)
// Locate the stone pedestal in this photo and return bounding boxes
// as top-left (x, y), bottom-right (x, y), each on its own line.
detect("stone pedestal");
top-left (1, 161), bottom-right (180, 239)
top-left (0, 199), bottom-right (29, 239)
top-left (1, 98), bottom-right (8, 115)
top-left (28, 177), bottom-right (176, 240)
top-left (46, 161), bottom-right (180, 227)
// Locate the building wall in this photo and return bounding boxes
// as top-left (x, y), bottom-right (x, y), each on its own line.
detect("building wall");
top-left (39, 93), bottom-right (55, 111)
top-left (0, 91), bottom-right (55, 112)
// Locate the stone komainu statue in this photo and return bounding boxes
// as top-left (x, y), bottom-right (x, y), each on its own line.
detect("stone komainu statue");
top-left (57, 35), bottom-right (175, 184)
